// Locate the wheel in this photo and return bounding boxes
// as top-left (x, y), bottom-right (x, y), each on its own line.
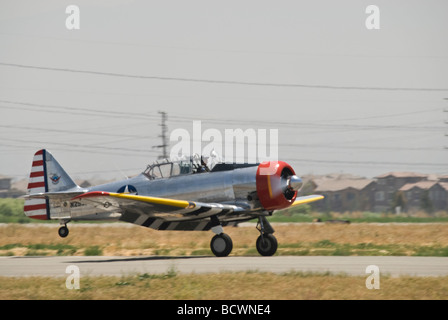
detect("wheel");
top-left (58, 226), bottom-right (69, 238)
top-left (210, 233), bottom-right (233, 257)
top-left (256, 234), bottom-right (278, 256)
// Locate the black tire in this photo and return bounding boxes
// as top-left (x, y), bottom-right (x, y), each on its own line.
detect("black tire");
top-left (210, 233), bottom-right (233, 257)
top-left (58, 226), bottom-right (69, 238)
top-left (256, 234), bottom-right (278, 256)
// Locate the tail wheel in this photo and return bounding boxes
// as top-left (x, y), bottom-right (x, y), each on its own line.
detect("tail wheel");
top-left (58, 226), bottom-right (69, 238)
top-left (210, 233), bottom-right (233, 257)
top-left (256, 234), bottom-right (278, 256)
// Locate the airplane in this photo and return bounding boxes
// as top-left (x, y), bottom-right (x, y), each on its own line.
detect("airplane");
top-left (24, 149), bottom-right (323, 257)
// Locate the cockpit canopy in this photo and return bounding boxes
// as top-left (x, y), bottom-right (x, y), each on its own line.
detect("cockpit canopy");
top-left (143, 154), bottom-right (259, 180)
top-left (143, 155), bottom-right (213, 179)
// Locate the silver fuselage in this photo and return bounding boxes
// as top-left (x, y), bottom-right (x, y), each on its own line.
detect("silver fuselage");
top-left (90, 166), bottom-right (258, 204)
top-left (60, 165), bottom-right (261, 221)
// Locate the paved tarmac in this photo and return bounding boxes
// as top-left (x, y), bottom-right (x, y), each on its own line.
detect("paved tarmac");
top-left (1, 255), bottom-right (448, 277)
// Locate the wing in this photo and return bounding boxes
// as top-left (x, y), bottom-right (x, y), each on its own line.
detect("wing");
top-left (72, 191), bottom-right (248, 231)
top-left (290, 194), bottom-right (324, 207)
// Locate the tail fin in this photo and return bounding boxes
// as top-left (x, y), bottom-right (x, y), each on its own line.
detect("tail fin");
top-left (24, 149), bottom-right (79, 220)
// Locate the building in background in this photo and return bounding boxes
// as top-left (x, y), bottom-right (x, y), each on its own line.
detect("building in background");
top-left (304, 171), bottom-right (448, 213)
top-left (311, 178), bottom-right (376, 212)
top-left (371, 172), bottom-right (428, 212)
top-left (399, 181), bottom-right (448, 213)
top-left (0, 175), bottom-right (23, 198)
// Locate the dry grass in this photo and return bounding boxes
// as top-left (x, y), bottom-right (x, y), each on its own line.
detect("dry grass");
top-left (1, 223), bottom-right (448, 256)
top-left (2, 223), bottom-right (448, 300)
top-left (1, 272), bottom-right (447, 300)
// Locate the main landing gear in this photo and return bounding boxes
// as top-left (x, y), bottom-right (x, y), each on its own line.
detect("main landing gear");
top-left (58, 221), bottom-right (70, 238)
top-left (210, 233), bottom-right (233, 257)
top-left (255, 216), bottom-right (278, 256)
top-left (209, 216), bottom-right (277, 257)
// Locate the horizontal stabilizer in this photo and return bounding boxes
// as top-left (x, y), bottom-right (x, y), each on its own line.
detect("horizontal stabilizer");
top-left (25, 191), bottom-right (85, 200)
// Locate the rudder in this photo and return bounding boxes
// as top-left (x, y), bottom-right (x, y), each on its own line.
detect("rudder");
top-left (24, 149), bottom-right (79, 220)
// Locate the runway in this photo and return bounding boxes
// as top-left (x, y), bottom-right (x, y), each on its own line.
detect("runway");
top-left (1, 255), bottom-right (448, 278)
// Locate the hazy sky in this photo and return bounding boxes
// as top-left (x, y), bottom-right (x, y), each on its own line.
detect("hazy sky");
top-left (1, 0), bottom-right (447, 182)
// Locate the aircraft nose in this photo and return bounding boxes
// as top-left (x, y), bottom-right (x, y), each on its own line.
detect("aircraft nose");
top-left (288, 175), bottom-right (303, 191)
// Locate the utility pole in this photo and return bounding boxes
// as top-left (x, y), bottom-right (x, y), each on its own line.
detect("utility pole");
top-left (445, 99), bottom-right (448, 149)
top-left (153, 111), bottom-right (169, 159)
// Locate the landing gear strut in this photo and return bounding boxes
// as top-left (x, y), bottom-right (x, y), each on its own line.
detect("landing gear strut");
top-left (255, 216), bottom-right (278, 256)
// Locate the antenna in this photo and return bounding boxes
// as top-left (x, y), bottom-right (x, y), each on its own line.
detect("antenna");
top-left (153, 111), bottom-right (169, 159)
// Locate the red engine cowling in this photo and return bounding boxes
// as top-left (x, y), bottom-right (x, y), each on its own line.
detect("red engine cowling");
top-left (255, 161), bottom-right (299, 211)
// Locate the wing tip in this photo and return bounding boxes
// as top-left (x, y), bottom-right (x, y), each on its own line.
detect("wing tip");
top-left (292, 194), bottom-right (325, 206)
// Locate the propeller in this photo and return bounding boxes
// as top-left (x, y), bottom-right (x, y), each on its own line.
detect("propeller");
top-left (270, 168), bottom-right (303, 200)
top-left (256, 161), bottom-right (302, 211)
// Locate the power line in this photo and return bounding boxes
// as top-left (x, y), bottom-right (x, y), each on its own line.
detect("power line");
top-left (2, 98), bottom-right (443, 132)
top-left (0, 99), bottom-right (159, 121)
top-left (167, 113), bottom-right (444, 131)
top-left (0, 124), bottom-right (153, 141)
top-left (281, 142), bottom-right (441, 152)
top-left (3, 32), bottom-right (448, 60)
top-left (2, 139), bottom-right (444, 171)
top-left (1, 137), bottom-right (159, 156)
top-left (1, 61), bottom-right (448, 92)
top-left (283, 157), bottom-right (447, 168)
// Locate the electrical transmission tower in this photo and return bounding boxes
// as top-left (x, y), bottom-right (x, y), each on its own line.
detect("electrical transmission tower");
top-left (153, 111), bottom-right (169, 159)
top-left (445, 99), bottom-right (448, 149)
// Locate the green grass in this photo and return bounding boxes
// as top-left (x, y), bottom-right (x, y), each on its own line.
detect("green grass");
top-left (2, 197), bottom-right (448, 224)
top-left (275, 241), bottom-right (448, 257)
top-left (0, 198), bottom-right (29, 223)
top-left (0, 243), bottom-right (105, 256)
top-left (268, 210), bottom-right (448, 223)
top-left (2, 239), bottom-right (448, 258)
top-left (84, 246), bottom-right (103, 256)
top-left (0, 243), bottom-right (78, 256)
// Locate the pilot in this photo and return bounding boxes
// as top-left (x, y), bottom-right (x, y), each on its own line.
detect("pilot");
top-left (198, 157), bottom-right (210, 173)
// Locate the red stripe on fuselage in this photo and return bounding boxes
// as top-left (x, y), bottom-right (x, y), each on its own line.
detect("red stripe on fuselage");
top-left (71, 191), bottom-right (110, 200)
top-left (28, 214), bottom-right (48, 220)
top-left (24, 204), bottom-right (47, 212)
